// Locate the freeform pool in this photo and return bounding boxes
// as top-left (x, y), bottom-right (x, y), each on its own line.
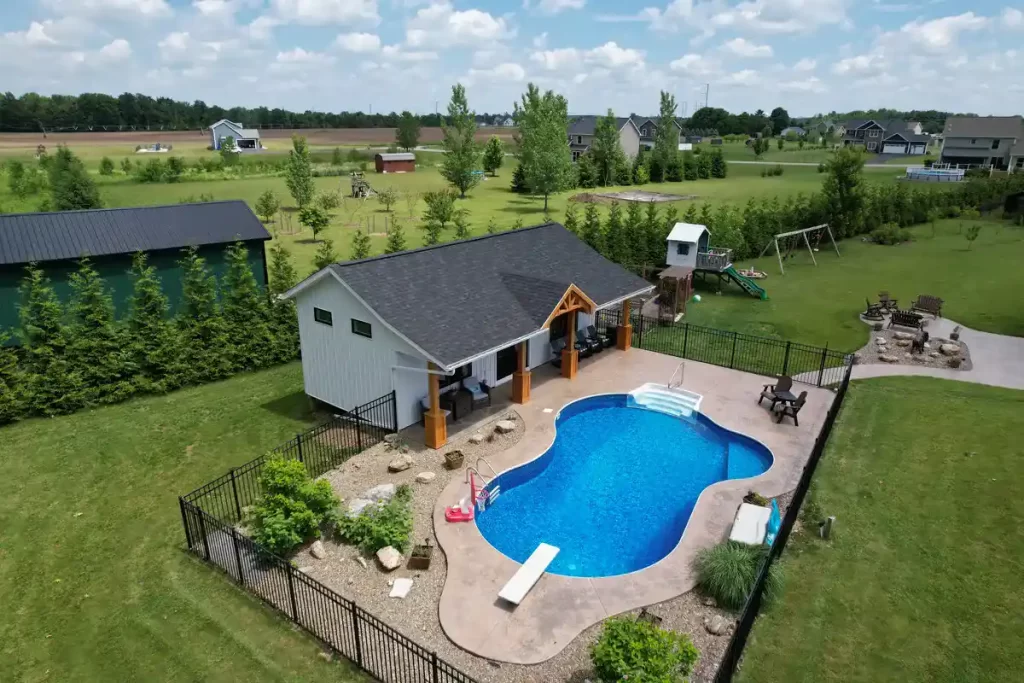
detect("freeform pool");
top-left (475, 394), bottom-right (773, 578)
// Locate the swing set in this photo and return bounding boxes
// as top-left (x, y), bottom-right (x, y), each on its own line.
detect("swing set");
top-left (759, 224), bottom-right (840, 275)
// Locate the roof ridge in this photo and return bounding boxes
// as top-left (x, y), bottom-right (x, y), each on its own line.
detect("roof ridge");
top-left (0, 199), bottom-right (247, 220)
top-left (333, 221), bottom-right (561, 268)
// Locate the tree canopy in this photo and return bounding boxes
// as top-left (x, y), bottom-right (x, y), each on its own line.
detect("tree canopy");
top-left (513, 84), bottom-right (573, 213)
top-left (439, 84), bottom-right (481, 198)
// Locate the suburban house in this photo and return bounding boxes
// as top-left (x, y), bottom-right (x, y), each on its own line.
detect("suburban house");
top-left (630, 116), bottom-right (683, 150)
top-left (282, 223), bottom-right (653, 448)
top-left (501, 116), bottom-right (515, 127)
top-left (940, 115), bottom-right (1024, 170)
top-left (374, 152), bottom-right (416, 173)
top-left (841, 119), bottom-right (928, 154)
top-left (209, 119), bottom-right (262, 151)
top-left (0, 201), bottom-right (270, 335)
top-left (779, 126), bottom-right (806, 137)
top-left (567, 116), bottom-right (641, 161)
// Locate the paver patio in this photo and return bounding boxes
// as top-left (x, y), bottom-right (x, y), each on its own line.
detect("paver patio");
top-left (433, 347), bottom-right (834, 664)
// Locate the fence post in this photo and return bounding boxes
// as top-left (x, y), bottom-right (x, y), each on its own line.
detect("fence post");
top-left (355, 404), bottom-right (364, 451)
top-left (431, 652), bottom-right (440, 683)
top-left (817, 343), bottom-right (828, 387)
top-left (350, 602), bottom-right (364, 667)
top-left (729, 331), bottom-right (738, 369)
top-left (230, 468), bottom-right (242, 520)
top-left (286, 563), bottom-right (299, 622)
top-left (197, 509), bottom-right (211, 561)
top-left (296, 432), bottom-right (304, 463)
top-left (782, 341), bottom-right (792, 376)
top-left (390, 390), bottom-right (398, 434)
top-left (231, 529), bottom-right (245, 586)
top-left (179, 497), bottom-right (193, 550)
top-left (682, 323), bottom-right (689, 359)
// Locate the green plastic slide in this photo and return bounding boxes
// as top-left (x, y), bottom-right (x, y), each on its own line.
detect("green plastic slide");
top-left (724, 265), bottom-right (768, 300)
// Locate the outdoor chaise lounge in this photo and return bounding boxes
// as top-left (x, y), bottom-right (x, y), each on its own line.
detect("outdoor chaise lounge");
top-left (911, 294), bottom-right (943, 318)
top-left (498, 542), bottom-right (560, 606)
top-left (462, 376), bottom-right (491, 409)
top-left (577, 328), bottom-right (601, 354)
top-left (889, 309), bottom-right (923, 330)
top-left (729, 503), bottom-right (771, 545)
top-left (758, 376), bottom-right (793, 409)
top-left (586, 324), bottom-right (614, 349)
top-left (774, 390), bottom-right (807, 425)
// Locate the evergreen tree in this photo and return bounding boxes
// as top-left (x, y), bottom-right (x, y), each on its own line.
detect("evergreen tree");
top-left (662, 205), bottom-right (680, 251)
top-left (285, 135), bottom-right (315, 208)
top-left (421, 220), bottom-right (443, 246)
top-left (712, 205), bottom-right (746, 255)
top-left (576, 153), bottom-right (598, 188)
top-left (591, 110), bottom-right (622, 186)
top-left (67, 258), bottom-right (131, 404)
top-left (18, 264), bottom-right (83, 415)
top-left (177, 247), bottom-right (231, 383)
top-left (623, 201), bottom-right (644, 266)
top-left (125, 252), bottom-right (180, 392)
top-left (453, 208), bottom-right (471, 239)
top-left (510, 163), bottom-right (528, 193)
top-left (440, 84), bottom-right (481, 198)
top-left (683, 203), bottom-right (699, 224)
top-left (385, 221), bottom-right (408, 253)
top-left (696, 153), bottom-right (712, 179)
top-left (351, 229), bottom-right (372, 259)
top-left (313, 238), bottom-right (339, 270)
top-left (0, 330), bottom-right (25, 424)
top-left (615, 154), bottom-right (632, 186)
top-left (580, 202), bottom-right (603, 253)
top-left (710, 149), bottom-right (728, 178)
top-left (699, 203), bottom-right (714, 229)
top-left (683, 152), bottom-right (699, 181)
top-left (563, 201), bottom-right (580, 235)
top-left (643, 201), bottom-right (663, 266)
top-left (482, 135), bottom-right (505, 176)
top-left (486, 217), bottom-right (500, 234)
top-left (222, 242), bottom-right (273, 370)
top-left (99, 156), bottom-right (114, 175)
top-left (604, 201), bottom-right (626, 263)
top-left (665, 153), bottom-right (683, 182)
top-left (49, 146), bottom-right (101, 211)
top-left (653, 91), bottom-right (679, 182)
top-left (266, 243), bottom-right (300, 364)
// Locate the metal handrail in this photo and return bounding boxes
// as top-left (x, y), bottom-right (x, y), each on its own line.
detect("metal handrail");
top-left (474, 457), bottom-right (499, 482)
top-left (668, 361), bottom-right (685, 389)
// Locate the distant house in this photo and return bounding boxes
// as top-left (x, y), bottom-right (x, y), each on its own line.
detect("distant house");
top-left (780, 126), bottom-right (806, 137)
top-left (841, 119), bottom-right (928, 154)
top-left (375, 152), bottom-right (416, 173)
top-left (209, 119), bottom-right (262, 151)
top-left (630, 116), bottom-right (682, 150)
top-left (940, 116), bottom-right (1024, 170)
top-left (0, 201), bottom-right (270, 335)
top-left (502, 117), bottom-right (515, 127)
top-left (567, 116), bottom-right (641, 161)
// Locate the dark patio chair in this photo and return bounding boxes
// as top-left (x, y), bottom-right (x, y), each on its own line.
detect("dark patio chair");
top-left (577, 328), bottom-right (601, 354)
top-left (864, 298), bottom-right (885, 320)
top-left (911, 294), bottom-right (943, 318)
top-left (878, 291), bottom-right (898, 312)
top-left (573, 333), bottom-right (593, 358)
top-left (549, 338), bottom-right (566, 368)
top-left (461, 375), bottom-right (491, 409)
top-left (587, 324), bottom-right (614, 349)
top-left (775, 391), bottom-right (808, 426)
top-left (758, 376), bottom-right (794, 409)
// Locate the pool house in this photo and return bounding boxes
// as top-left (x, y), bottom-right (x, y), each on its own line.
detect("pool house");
top-left (283, 223), bottom-right (654, 449)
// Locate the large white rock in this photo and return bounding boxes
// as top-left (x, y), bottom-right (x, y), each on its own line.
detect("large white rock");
top-left (468, 433), bottom-right (485, 444)
top-left (389, 578), bottom-right (414, 599)
top-left (388, 453), bottom-right (414, 472)
top-left (940, 343), bottom-right (960, 356)
top-left (415, 471), bottom-right (436, 484)
top-left (376, 546), bottom-right (403, 571)
top-left (364, 483), bottom-right (396, 501)
top-left (494, 420), bottom-right (516, 434)
top-left (704, 615), bottom-right (730, 636)
top-left (878, 354), bottom-right (900, 363)
top-left (875, 337), bottom-right (887, 345)
top-left (310, 540), bottom-right (327, 559)
top-left (893, 331), bottom-right (914, 340)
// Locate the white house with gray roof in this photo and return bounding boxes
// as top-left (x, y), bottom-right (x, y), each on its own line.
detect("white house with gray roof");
top-left (209, 119), bottom-right (262, 151)
top-left (567, 116), bottom-right (641, 161)
top-left (940, 116), bottom-right (1024, 170)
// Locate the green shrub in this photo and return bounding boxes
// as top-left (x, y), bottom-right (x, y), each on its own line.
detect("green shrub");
top-left (743, 490), bottom-right (769, 507)
top-left (695, 540), bottom-right (783, 610)
top-left (337, 484), bottom-right (413, 554)
top-left (817, 162), bottom-right (826, 173)
top-left (98, 157), bottom-right (114, 176)
top-left (249, 456), bottom-right (339, 556)
top-left (590, 617), bottom-right (699, 683)
top-left (871, 222), bottom-right (911, 245)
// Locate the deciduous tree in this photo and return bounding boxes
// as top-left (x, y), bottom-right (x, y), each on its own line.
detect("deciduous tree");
top-left (439, 84), bottom-right (481, 197)
top-left (422, 188), bottom-right (457, 231)
top-left (653, 91), bottom-right (679, 182)
top-left (255, 189), bottom-right (280, 223)
top-left (99, 156), bottom-right (114, 176)
top-left (514, 84), bottom-right (574, 214)
top-left (377, 186), bottom-right (398, 213)
top-left (483, 135), bottom-right (504, 176)
top-left (591, 110), bottom-right (623, 186)
top-left (822, 146), bottom-right (866, 237)
top-left (299, 205), bottom-right (330, 241)
top-left (285, 134), bottom-right (314, 208)
top-left (453, 208), bottom-right (471, 239)
top-left (396, 111), bottom-right (421, 151)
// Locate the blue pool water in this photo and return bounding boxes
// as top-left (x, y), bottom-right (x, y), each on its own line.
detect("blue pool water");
top-left (475, 394), bottom-right (773, 578)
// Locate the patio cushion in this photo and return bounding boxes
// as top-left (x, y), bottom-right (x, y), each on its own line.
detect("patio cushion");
top-left (463, 376), bottom-right (487, 401)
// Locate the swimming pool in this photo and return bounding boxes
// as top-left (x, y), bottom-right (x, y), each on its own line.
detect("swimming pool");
top-left (475, 394), bottom-right (773, 578)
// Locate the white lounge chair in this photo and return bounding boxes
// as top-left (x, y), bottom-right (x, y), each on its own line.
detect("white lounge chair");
top-left (498, 543), bottom-right (559, 606)
top-left (729, 503), bottom-right (771, 546)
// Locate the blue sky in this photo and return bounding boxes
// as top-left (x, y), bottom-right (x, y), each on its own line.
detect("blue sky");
top-left (1, 0), bottom-right (1022, 116)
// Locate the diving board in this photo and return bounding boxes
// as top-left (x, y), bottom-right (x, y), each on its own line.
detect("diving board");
top-left (498, 543), bottom-right (560, 606)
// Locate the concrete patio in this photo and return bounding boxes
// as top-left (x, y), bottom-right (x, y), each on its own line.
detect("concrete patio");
top-left (432, 347), bottom-right (834, 664)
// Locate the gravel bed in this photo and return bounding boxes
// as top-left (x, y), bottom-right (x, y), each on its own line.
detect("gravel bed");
top-left (853, 324), bottom-right (972, 371)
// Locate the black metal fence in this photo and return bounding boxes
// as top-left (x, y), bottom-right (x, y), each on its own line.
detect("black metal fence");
top-left (178, 391), bottom-right (481, 683)
top-left (714, 362), bottom-right (853, 682)
top-left (596, 309), bottom-right (852, 387)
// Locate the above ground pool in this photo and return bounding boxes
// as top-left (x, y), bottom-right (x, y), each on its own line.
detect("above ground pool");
top-left (475, 394), bottom-right (773, 578)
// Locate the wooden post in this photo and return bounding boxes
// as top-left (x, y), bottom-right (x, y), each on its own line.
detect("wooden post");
top-left (562, 310), bottom-right (578, 379)
top-left (423, 363), bottom-right (447, 449)
top-left (616, 299), bottom-right (633, 351)
top-left (512, 340), bottom-right (531, 403)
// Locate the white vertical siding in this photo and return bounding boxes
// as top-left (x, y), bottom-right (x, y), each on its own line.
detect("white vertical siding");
top-left (528, 329), bottom-right (553, 369)
top-left (394, 352), bottom-right (429, 429)
top-left (472, 353), bottom-right (498, 386)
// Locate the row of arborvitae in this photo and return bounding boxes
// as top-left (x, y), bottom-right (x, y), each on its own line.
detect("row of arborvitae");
top-left (0, 242), bottom-right (300, 425)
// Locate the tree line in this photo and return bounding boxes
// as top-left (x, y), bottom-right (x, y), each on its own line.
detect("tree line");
top-left (0, 243), bottom-right (301, 424)
top-left (685, 106), bottom-right (966, 137)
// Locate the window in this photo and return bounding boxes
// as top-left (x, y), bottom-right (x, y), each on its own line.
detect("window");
top-left (970, 139), bottom-right (977, 144)
top-left (676, 243), bottom-right (690, 255)
top-left (350, 318), bottom-right (372, 338)
top-left (867, 141), bottom-right (877, 151)
top-left (572, 150), bottom-right (581, 162)
top-left (641, 128), bottom-right (648, 137)
top-left (869, 129), bottom-right (879, 138)
top-left (991, 139), bottom-right (1000, 150)
top-left (576, 135), bottom-right (583, 144)
top-left (313, 307), bottom-right (333, 326)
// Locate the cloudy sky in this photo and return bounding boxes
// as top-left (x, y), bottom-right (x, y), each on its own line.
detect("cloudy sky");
top-left (1, 0), bottom-right (1022, 117)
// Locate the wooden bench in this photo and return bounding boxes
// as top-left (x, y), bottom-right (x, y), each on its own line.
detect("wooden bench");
top-left (912, 294), bottom-right (943, 318)
top-left (888, 310), bottom-right (923, 330)
top-left (498, 543), bottom-right (559, 605)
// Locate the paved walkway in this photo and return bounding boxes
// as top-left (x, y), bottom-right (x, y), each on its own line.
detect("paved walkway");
top-left (850, 317), bottom-right (1024, 390)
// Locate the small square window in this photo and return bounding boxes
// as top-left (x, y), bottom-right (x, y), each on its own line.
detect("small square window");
top-left (676, 243), bottom-right (690, 255)
top-left (313, 307), bottom-right (333, 326)
top-left (351, 319), bottom-right (372, 338)
top-left (991, 139), bottom-right (1000, 149)
top-left (970, 139), bottom-right (977, 144)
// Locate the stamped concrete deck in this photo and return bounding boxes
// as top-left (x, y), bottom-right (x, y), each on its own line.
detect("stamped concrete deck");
top-left (433, 348), bottom-right (834, 664)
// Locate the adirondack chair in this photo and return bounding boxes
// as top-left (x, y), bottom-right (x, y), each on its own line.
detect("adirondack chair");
top-left (888, 309), bottom-right (923, 330)
top-left (758, 376), bottom-right (793, 409)
top-left (911, 294), bottom-right (943, 318)
top-left (775, 391), bottom-right (808, 426)
top-left (864, 298), bottom-right (885, 320)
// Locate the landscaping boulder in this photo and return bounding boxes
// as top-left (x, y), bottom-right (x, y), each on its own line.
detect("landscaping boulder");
top-left (376, 546), bottom-right (403, 571)
top-left (389, 578), bottom-right (414, 599)
top-left (893, 331), bottom-right (914, 341)
top-left (310, 540), bottom-right (327, 560)
top-left (347, 483), bottom-right (397, 517)
top-left (494, 420), bottom-right (516, 434)
top-left (874, 337), bottom-right (887, 345)
top-left (940, 343), bottom-right (960, 356)
top-left (383, 434), bottom-right (401, 448)
top-left (468, 433), bottom-right (485, 445)
top-left (388, 453), bottom-right (414, 472)
top-left (704, 615), bottom-right (730, 636)
top-left (415, 471), bottom-right (436, 484)
top-left (878, 354), bottom-right (900, 363)
top-left (702, 596), bottom-right (717, 608)
top-left (895, 339), bottom-right (911, 347)
top-left (929, 351), bottom-right (940, 358)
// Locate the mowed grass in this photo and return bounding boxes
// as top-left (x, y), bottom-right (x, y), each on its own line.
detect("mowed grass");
top-left (684, 218), bottom-right (1024, 349)
top-left (693, 141), bottom-right (836, 164)
top-left (736, 377), bottom-right (1024, 683)
top-left (0, 363), bottom-right (366, 683)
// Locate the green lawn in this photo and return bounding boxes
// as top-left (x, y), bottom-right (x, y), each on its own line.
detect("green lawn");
top-left (693, 141), bottom-right (835, 164)
top-left (736, 377), bottom-right (1024, 683)
top-left (0, 363), bottom-right (365, 683)
top-left (683, 218), bottom-right (1024, 349)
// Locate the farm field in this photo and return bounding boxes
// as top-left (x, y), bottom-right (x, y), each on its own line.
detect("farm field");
top-left (693, 141), bottom-right (837, 164)
top-left (736, 377), bottom-right (1024, 683)
top-left (0, 362), bottom-right (366, 683)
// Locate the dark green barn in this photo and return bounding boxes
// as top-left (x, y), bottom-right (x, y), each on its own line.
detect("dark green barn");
top-left (0, 200), bottom-right (271, 337)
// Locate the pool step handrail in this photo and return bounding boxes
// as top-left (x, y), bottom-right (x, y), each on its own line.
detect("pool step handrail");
top-left (466, 464), bottom-right (501, 509)
top-left (475, 457), bottom-right (499, 482)
top-left (668, 361), bottom-right (685, 389)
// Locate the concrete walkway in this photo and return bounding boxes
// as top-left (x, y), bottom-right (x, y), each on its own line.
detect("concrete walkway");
top-left (851, 317), bottom-right (1024, 390)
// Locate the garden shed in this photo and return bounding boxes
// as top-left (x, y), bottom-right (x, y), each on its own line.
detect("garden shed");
top-left (375, 152), bottom-right (416, 173)
top-left (0, 200), bottom-right (270, 336)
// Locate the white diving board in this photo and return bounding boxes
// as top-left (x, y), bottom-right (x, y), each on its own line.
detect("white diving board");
top-left (729, 503), bottom-right (771, 546)
top-left (498, 543), bottom-right (560, 605)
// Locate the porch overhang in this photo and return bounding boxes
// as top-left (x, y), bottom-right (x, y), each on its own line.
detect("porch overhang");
top-left (542, 284), bottom-right (597, 329)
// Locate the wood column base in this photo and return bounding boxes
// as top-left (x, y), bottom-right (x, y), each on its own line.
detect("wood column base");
top-left (512, 369), bottom-right (531, 404)
top-left (616, 324), bottom-right (633, 350)
top-left (561, 349), bottom-right (578, 379)
top-left (424, 410), bottom-right (447, 450)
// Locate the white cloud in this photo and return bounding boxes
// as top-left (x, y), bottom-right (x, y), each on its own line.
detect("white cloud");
top-left (158, 31), bottom-right (192, 61)
top-left (587, 41), bottom-right (644, 68)
top-left (530, 41), bottom-right (644, 72)
top-left (248, 16), bottom-right (281, 41)
top-left (778, 76), bottom-right (826, 92)
top-left (720, 68), bottom-right (759, 85)
top-left (793, 57), bottom-right (816, 71)
top-left (158, 32), bottom-right (237, 64)
top-left (898, 12), bottom-right (988, 52)
top-left (530, 47), bottom-right (581, 70)
top-left (831, 53), bottom-right (880, 74)
top-left (722, 37), bottom-right (773, 57)
top-left (668, 53), bottom-right (721, 76)
top-left (406, 2), bottom-right (512, 48)
top-left (271, 47), bottom-right (338, 72)
top-left (380, 44), bottom-right (439, 61)
top-left (532, 32), bottom-right (548, 48)
top-left (1004, 7), bottom-right (1024, 28)
top-left (98, 38), bottom-right (132, 61)
top-left (334, 32), bottom-right (381, 52)
top-left (469, 62), bottom-right (526, 82)
top-left (193, 0), bottom-right (233, 15)
top-left (270, 0), bottom-right (379, 25)
top-left (2, 22), bottom-right (59, 47)
top-left (43, 0), bottom-right (173, 19)
top-left (536, 0), bottom-right (586, 14)
top-left (639, 0), bottom-right (850, 37)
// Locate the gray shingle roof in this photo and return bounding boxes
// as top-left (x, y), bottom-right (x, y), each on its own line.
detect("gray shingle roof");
top-left (568, 116), bottom-right (634, 136)
top-left (325, 223), bottom-right (654, 368)
top-left (943, 115), bottom-right (1024, 139)
top-left (0, 200), bottom-right (269, 266)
